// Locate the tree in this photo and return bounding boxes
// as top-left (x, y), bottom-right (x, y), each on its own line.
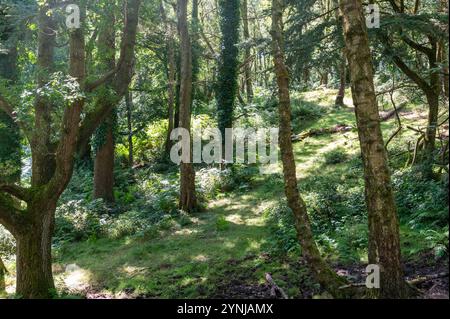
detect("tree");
top-left (0, 0), bottom-right (141, 298)
top-left (177, 0), bottom-right (197, 212)
top-left (339, 0), bottom-right (409, 298)
top-left (271, 0), bottom-right (347, 298)
top-left (374, 0), bottom-right (448, 178)
top-left (92, 5), bottom-right (118, 203)
top-left (242, 0), bottom-right (254, 102)
top-left (216, 0), bottom-right (240, 161)
top-left (161, 0), bottom-right (177, 156)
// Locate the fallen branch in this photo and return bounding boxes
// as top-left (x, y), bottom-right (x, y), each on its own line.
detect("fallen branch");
top-left (408, 272), bottom-right (449, 286)
top-left (339, 272), bottom-right (449, 291)
top-left (265, 273), bottom-right (289, 299)
top-left (380, 102), bottom-right (406, 122)
top-left (292, 124), bottom-right (353, 142)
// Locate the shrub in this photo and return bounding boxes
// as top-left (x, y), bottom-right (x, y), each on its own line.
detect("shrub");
top-left (323, 147), bottom-right (348, 165)
top-left (291, 99), bottom-right (326, 123)
top-left (392, 167), bottom-right (449, 228)
top-left (54, 199), bottom-right (108, 244)
top-left (262, 202), bottom-right (300, 257)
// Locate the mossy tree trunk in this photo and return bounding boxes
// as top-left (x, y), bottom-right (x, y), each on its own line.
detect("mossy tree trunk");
top-left (340, 0), bottom-right (409, 298)
top-left (271, 0), bottom-right (347, 298)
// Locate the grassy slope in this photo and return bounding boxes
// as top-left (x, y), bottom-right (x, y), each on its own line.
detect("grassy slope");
top-left (4, 89), bottom-right (440, 298)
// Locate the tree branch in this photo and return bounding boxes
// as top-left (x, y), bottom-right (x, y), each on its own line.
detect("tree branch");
top-left (84, 67), bottom-right (119, 93)
top-left (0, 184), bottom-right (31, 202)
top-left (401, 35), bottom-right (434, 57)
top-left (0, 95), bottom-right (16, 120)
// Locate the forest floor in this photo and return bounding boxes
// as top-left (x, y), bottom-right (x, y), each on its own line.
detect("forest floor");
top-left (3, 89), bottom-right (449, 299)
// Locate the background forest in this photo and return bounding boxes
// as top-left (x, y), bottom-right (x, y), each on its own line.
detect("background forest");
top-left (0, 0), bottom-right (448, 299)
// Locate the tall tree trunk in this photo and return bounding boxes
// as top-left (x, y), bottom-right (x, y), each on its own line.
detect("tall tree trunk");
top-left (161, 0), bottom-right (176, 156)
top-left (439, 0), bottom-right (449, 97)
top-left (242, 0), bottom-right (254, 102)
top-left (340, 0), bottom-right (409, 298)
top-left (93, 7), bottom-right (116, 202)
top-left (271, 0), bottom-right (346, 298)
top-left (126, 90), bottom-right (134, 167)
top-left (217, 0), bottom-right (240, 164)
top-left (421, 40), bottom-right (441, 178)
top-left (178, 0), bottom-right (197, 212)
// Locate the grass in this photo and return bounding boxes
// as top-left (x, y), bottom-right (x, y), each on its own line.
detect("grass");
top-left (3, 88), bottom-right (444, 298)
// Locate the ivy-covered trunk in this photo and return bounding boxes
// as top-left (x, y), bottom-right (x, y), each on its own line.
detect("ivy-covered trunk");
top-left (340, 0), bottom-right (409, 298)
top-left (216, 0), bottom-right (240, 163)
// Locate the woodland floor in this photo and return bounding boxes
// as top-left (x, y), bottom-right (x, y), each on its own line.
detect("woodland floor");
top-left (3, 89), bottom-right (449, 299)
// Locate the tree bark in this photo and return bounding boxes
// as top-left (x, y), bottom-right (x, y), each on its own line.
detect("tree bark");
top-left (271, 0), bottom-right (347, 298)
top-left (93, 8), bottom-right (116, 203)
top-left (126, 90), bottom-right (134, 167)
top-left (94, 114), bottom-right (116, 202)
top-left (340, 0), bottom-right (409, 298)
top-left (15, 203), bottom-right (56, 299)
top-left (335, 50), bottom-right (346, 106)
top-left (178, 0), bottom-right (197, 212)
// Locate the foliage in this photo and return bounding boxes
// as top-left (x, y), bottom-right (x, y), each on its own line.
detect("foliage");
top-left (392, 167), bottom-right (449, 229)
top-left (263, 202), bottom-right (301, 257)
top-left (323, 147), bottom-right (348, 165)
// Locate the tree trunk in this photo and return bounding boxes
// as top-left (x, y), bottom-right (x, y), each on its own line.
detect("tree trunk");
top-left (242, 0), bottom-right (254, 102)
top-left (161, 0), bottom-right (176, 156)
top-left (94, 114), bottom-right (116, 203)
top-left (335, 51), bottom-right (346, 106)
top-left (422, 91), bottom-right (439, 177)
top-left (340, 0), bottom-right (409, 298)
top-left (126, 91), bottom-right (134, 167)
top-left (217, 0), bottom-right (240, 165)
top-left (93, 7), bottom-right (116, 202)
top-left (0, 255), bottom-right (6, 296)
top-left (15, 204), bottom-right (56, 299)
top-left (271, 0), bottom-right (347, 298)
top-left (178, 0), bottom-right (197, 212)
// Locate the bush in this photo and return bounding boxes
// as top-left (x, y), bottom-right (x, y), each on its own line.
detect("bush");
top-left (291, 99), bottom-right (327, 123)
top-left (323, 148), bottom-right (348, 165)
top-left (54, 199), bottom-right (108, 244)
top-left (392, 167), bottom-right (449, 228)
top-left (262, 202), bottom-right (300, 257)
